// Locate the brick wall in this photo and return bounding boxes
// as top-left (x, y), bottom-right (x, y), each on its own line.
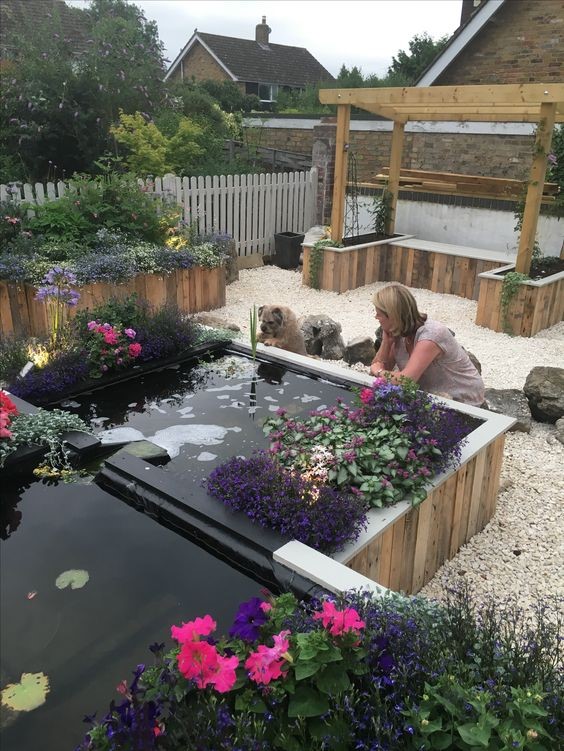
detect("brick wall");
top-left (168, 41), bottom-right (241, 86)
top-left (245, 124), bottom-right (535, 183)
top-left (436, 0), bottom-right (564, 85)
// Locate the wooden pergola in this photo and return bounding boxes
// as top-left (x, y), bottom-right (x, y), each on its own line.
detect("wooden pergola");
top-left (319, 83), bottom-right (564, 275)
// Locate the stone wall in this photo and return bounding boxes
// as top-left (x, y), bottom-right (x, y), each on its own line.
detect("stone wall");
top-left (244, 122), bottom-right (536, 184)
top-left (436, 0), bottom-right (564, 85)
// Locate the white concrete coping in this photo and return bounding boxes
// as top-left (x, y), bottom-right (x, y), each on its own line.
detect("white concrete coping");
top-left (302, 234), bottom-right (414, 253)
top-left (478, 263), bottom-right (564, 286)
top-left (390, 237), bottom-right (515, 265)
top-left (235, 341), bottom-right (516, 594)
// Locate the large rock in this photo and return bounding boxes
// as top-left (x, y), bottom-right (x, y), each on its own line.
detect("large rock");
top-left (345, 336), bottom-right (376, 366)
top-left (484, 388), bottom-right (532, 433)
top-left (555, 417), bottom-right (564, 446)
top-left (113, 440), bottom-right (170, 465)
top-left (523, 366), bottom-right (564, 423)
top-left (300, 314), bottom-right (345, 360)
top-left (192, 313), bottom-right (241, 332)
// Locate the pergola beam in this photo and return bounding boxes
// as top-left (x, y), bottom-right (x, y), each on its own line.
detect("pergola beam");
top-left (515, 103), bottom-right (557, 274)
top-left (330, 104), bottom-right (351, 242)
top-left (387, 121), bottom-right (405, 235)
top-left (319, 83), bottom-right (564, 108)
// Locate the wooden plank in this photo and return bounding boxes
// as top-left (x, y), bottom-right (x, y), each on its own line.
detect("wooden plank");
top-left (387, 120), bottom-right (405, 234)
top-left (375, 525), bottom-right (394, 588)
top-left (411, 492), bottom-right (434, 593)
top-left (431, 253), bottom-right (447, 294)
top-left (423, 482), bottom-right (444, 584)
top-left (0, 281), bottom-right (15, 336)
top-left (436, 475), bottom-right (458, 571)
top-left (388, 516), bottom-right (406, 591)
top-left (466, 448), bottom-right (487, 540)
top-left (449, 463), bottom-right (469, 558)
top-left (398, 506), bottom-right (419, 594)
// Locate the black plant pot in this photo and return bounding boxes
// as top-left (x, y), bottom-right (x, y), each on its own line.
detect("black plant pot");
top-left (273, 231), bottom-right (305, 269)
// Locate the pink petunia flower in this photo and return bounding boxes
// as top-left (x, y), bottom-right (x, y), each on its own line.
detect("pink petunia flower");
top-left (245, 630), bottom-right (291, 685)
top-left (124, 328), bottom-right (136, 339)
top-left (359, 388), bottom-right (373, 404)
top-left (313, 601), bottom-right (365, 637)
top-left (207, 653), bottom-right (239, 693)
top-left (103, 331), bottom-right (119, 345)
top-left (171, 614), bottom-right (216, 644)
top-left (128, 342), bottom-right (142, 358)
top-left (177, 640), bottom-right (218, 687)
top-left (87, 320), bottom-right (98, 331)
top-left (259, 602), bottom-right (273, 613)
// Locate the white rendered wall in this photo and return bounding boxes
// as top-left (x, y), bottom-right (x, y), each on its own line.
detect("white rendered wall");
top-left (352, 196), bottom-right (563, 257)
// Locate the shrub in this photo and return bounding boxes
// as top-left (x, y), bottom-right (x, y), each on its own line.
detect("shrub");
top-left (7, 349), bottom-right (89, 403)
top-left (206, 451), bottom-right (368, 554)
top-left (264, 374), bottom-right (471, 508)
top-left (0, 336), bottom-right (30, 385)
top-left (77, 585), bottom-right (563, 751)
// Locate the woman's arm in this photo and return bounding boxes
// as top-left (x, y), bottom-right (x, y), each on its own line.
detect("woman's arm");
top-left (370, 330), bottom-right (398, 375)
top-left (372, 339), bottom-right (442, 383)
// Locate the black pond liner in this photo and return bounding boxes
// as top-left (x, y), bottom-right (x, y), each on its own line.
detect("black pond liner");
top-left (96, 452), bottom-right (322, 601)
top-left (91, 341), bottom-right (351, 601)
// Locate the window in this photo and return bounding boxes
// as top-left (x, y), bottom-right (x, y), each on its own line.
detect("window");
top-left (258, 83), bottom-right (279, 102)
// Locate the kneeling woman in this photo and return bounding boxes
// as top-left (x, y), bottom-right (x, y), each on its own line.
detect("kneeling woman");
top-left (370, 283), bottom-right (485, 407)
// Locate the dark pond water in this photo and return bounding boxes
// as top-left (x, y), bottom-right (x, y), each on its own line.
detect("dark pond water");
top-left (0, 351), bottom-right (354, 751)
top-left (57, 351), bottom-right (354, 484)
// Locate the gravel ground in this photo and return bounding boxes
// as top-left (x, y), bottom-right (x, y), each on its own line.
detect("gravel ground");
top-left (212, 267), bottom-right (564, 608)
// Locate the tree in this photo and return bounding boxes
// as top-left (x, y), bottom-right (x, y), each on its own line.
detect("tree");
top-left (0, 0), bottom-right (167, 182)
top-left (387, 33), bottom-right (449, 85)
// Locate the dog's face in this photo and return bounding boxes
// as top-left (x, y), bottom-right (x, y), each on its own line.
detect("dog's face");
top-left (258, 305), bottom-right (285, 336)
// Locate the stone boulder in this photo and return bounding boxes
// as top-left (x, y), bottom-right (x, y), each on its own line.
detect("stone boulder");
top-left (555, 417), bottom-right (564, 446)
top-left (192, 313), bottom-right (241, 332)
top-left (300, 314), bottom-right (345, 360)
top-left (484, 388), bottom-right (532, 433)
top-left (523, 366), bottom-right (564, 423)
top-left (224, 238), bottom-right (239, 284)
top-left (113, 440), bottom-right (170, 465)
top-left (345, 336), bottom-right (376, 366)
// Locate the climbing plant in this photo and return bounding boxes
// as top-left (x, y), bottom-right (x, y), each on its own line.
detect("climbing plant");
top-left (308, 238), bottom-right (343, 290)
top-left (500, 271), bottom-right (529, 335)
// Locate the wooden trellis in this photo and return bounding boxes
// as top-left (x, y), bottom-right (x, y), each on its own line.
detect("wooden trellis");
top-left (319, 83), bottom-right (564, 275)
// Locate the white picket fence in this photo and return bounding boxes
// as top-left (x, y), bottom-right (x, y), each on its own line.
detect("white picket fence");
top-left (1, 169), bottom-right (318, 257)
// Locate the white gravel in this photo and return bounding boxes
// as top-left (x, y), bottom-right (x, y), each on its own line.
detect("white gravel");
top-left (212, 267), bottom-right (564, 607)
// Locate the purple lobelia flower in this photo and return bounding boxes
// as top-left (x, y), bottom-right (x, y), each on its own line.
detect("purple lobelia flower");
top-left (229, 597), bottom-right (268, 642)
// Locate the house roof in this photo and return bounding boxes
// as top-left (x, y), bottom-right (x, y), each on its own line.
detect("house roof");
top-left (165, 31), bottom-right (334, 87)
top-left (0, 0), bottom-right (90, 57)
top-left (416, 0), bottom-right (506, 86)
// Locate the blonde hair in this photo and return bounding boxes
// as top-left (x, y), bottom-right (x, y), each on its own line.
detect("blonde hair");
top-left (373, 283), bottom-right (427, 337)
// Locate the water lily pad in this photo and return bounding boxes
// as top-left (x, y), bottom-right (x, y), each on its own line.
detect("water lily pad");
top-left (1, 672), bottom-right (50, 712)
top-left (55, 569), bottom-right (89, 590)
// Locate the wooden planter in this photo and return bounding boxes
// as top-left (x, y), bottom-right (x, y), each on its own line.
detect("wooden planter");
top-left (302, 237), bottom-right (508, 298)
top-left (239, 348), bottom-right (516, 596)
top-left (0, 266), bottom-right (226, 339)
top-left (476, 264), bottom-right (564, 336)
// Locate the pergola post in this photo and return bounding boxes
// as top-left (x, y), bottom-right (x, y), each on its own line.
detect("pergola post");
top-left (387, 119), bottom-right (406, 234)
top-left (515, 102), bottom-right (557, 275)
top-left (330, 104), bottom-right (351, 242)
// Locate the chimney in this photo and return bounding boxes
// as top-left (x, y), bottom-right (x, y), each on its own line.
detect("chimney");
top-left (255, 16), bottom-right (271, 45)
top-left (460, 0), bottom-right (483, 26)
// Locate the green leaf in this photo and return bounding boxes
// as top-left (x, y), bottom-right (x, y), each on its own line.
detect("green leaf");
top-left (55, 569), bottom-right (90, 589)
top-left (315, 664), bottom-right (351, 695)
top-left (337, 467), bottom-right (348, 485)
top-left (1, 672), bottom-right (50, 712)
top-left (295, 661), bottom-right (321, 681)
top-left (287, 686), bottom-right (329, 718)
top-left (396, 445), bottom-right (409, 460)
top-left (457, 722), bottom-right (492, 747)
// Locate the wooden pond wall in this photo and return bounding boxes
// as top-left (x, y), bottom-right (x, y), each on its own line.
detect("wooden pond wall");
top-left (0, 266), bottom-right (226, 338)
top-left (302, 239), bottom-right (504, 298)
top-left (345, 433), bottom-right (506, 594)
top-left (476, 267), bottom-right (564, 336)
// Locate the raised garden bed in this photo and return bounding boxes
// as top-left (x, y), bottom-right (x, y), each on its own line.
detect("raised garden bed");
top-left (476, 263), bottom-right (564, 336)
top-left (302, 236), bottom-right (507, 298)
top-left (0, 266), bottom-right (226, 339)
top-left (94, 341), bottom-right (514, 596)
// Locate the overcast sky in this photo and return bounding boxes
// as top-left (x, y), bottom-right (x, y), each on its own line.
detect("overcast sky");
top-left (68, 0), bottom-right (463, 77)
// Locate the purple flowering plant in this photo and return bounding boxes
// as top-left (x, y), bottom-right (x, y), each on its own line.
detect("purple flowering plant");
top-left (34, 266), bottom-right (80, 346)
top-left (264, 374), bottom-right (472, 508)
top-left (206, 451), bottom-right (368, 555)
top-left (76, 585), bottom-right (563, 751)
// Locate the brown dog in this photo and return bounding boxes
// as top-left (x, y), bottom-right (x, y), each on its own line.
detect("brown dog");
top-left (257, 305), bottom-right (307, 355)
